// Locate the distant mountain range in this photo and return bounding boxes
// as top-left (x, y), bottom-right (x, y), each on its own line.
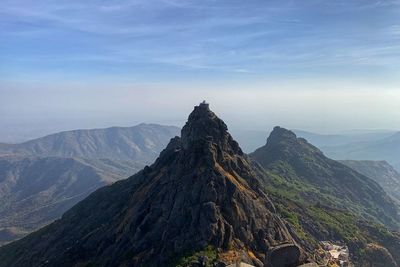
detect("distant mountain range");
top-left (1, 104), bottom-right (399, 267)
top-left (293, 129), bottom-right (395, 148)
top-left (341, 160), bottom-right (400, 205)
top-left (322, 132), bottom-right (400, 172)
top-left (0, 156), bottom-right (134, 246)
top-left (0, 123), bottom-right (180, 163)
top-left (234, 129), bottom-right (400, 173)
top-left (232, 129), bottom-right (394, 153)
top-left (0, 124), bottom-right (179, 246)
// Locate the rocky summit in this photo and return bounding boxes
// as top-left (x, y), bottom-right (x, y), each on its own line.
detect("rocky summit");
top-left (251, 126), bottom-right (399, 229)
top-left (250, 127), bottom-right (400, 266)
top-left (0, 103), bottom-right (310, 267)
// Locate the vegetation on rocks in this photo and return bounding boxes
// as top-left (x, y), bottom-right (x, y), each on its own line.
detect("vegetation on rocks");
top-left (250, 127), bottom-right (400, 266)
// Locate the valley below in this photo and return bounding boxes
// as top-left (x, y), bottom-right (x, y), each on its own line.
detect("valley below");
top-left (0, 124), bottom-right (179, 246)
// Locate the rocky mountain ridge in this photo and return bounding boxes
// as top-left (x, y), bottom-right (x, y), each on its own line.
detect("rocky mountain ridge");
top-left (250, 127), bottom-right (399, 229)
top-left (250, 127), bottom-right (400, 266)
top-left (0, 103), bottom-right (311, 267)
top-left (1, 104), bottom-right (399, 266)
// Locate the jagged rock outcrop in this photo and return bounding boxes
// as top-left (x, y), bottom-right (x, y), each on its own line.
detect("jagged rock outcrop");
top-left (265, 243), bottom-right (301, 267)
top-left (0, 103), bottom-right (308, 267)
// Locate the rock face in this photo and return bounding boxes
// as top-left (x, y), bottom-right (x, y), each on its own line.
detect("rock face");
top-left (0, 103), bottom-right (306, 267)
top-left (265, 243), bottom-right (300, 267)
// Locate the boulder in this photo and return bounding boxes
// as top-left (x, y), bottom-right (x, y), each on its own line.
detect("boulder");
top-left (265, 243), bottom-right (301, 267)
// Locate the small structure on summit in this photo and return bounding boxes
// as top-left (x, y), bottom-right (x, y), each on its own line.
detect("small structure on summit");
top-left (200, 100), bottom-right (209, 107)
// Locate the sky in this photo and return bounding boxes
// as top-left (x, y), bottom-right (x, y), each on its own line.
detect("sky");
top-left (1, 0), bottom-right (400, 142)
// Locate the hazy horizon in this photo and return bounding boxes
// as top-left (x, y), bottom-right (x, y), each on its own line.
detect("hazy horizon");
top-left (1, 0), bottom-right (400, 142)
top-left (2, 85), bottom-right (400, 143)
top-left (0, 97), bottom-right (398, 144)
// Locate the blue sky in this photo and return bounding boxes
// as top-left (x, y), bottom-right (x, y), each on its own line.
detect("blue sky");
top-left (1, 0), bottom-right (400, 141)
top-left (1, 0), bottom-right (400, 83)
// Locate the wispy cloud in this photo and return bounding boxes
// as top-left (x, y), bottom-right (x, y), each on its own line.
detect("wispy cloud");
top-left (1, 0), bottom-right (399, 85)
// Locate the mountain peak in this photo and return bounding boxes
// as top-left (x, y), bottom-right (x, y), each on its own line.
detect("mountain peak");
top-left (181, 102), bottom-right (242, 155)
top-left (251, 126), bottom-right (323, 169)
top-left (267, 126), bottom-right (297, 145)
top-left (0, 103), bottom-right (308, 267)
